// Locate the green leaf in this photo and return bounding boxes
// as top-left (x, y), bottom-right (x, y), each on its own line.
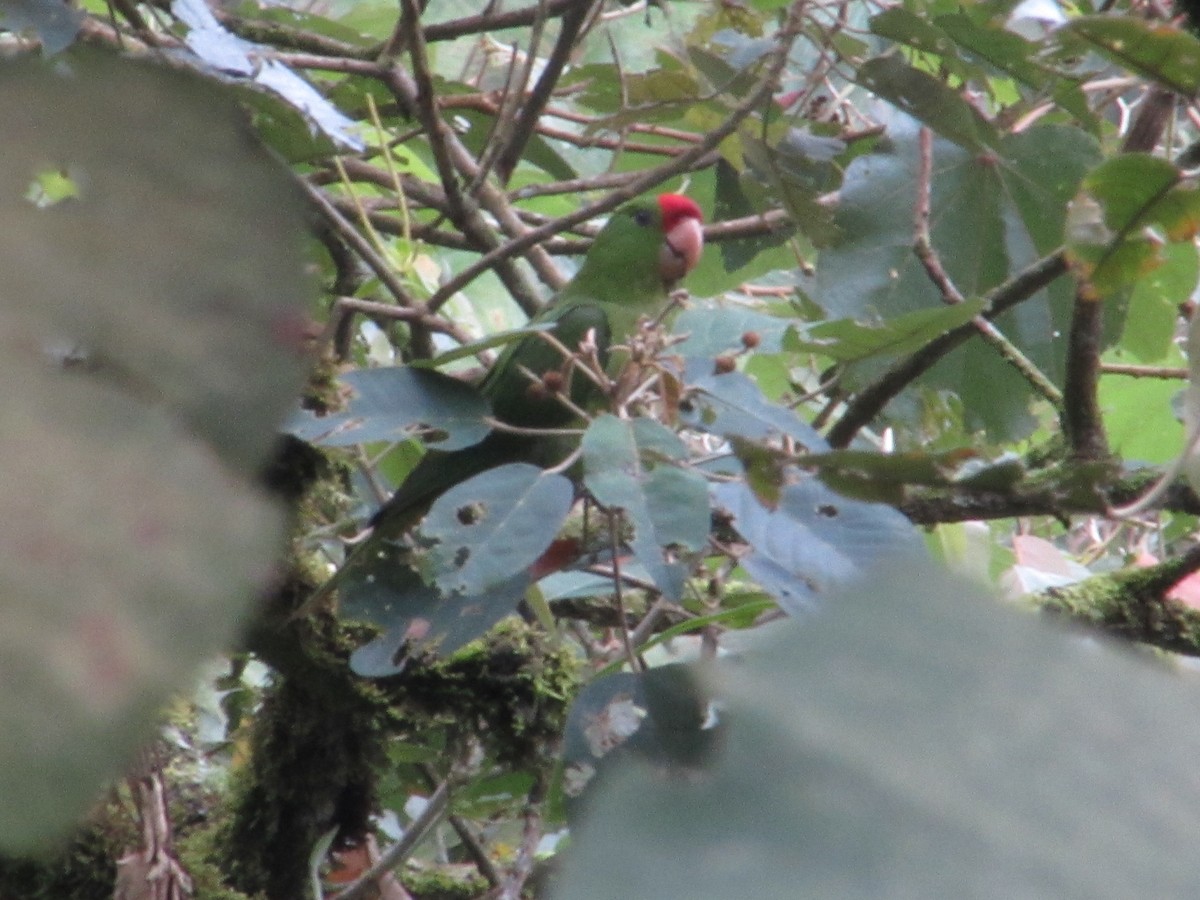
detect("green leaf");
top-left (0, 52), bottom-right (309, 849)
top-left (557, 564), bottom-right (1200, 899)
top-left (418, 464), bottom-right (574, 597)
top-left (286, 368), bottom-right (492, 451)
top-left (1062, 16), bottom-right (1200, 95)
top-left (1100, 354), bottom-right (1186, 465)
top-left (583, 415), bottom-right (710, 599)
top-left (0, 0), bottom-right (82, 54)
top-left (787, 299), bottom-right (985, 363)
top-left (558, 666), bottom-right (715, 818)
top-left (856, 56), bottom-right (999, 152)
top-left (1121, 242), bottom-right (1196, 362)
top-left (712, 478), bottom-right (924, 616)
top-left (1067, 154), bottom-right (1200, 297)
top-left (815, 119), bottom-right (1100, 437)
top-left (683, 372), bottom-right (828, 451)
top-left (673, 304), bottom-right (791, 357)
top-left (344, 553), bottom-right (529, 675)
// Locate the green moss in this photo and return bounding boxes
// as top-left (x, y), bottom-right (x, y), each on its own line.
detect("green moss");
top-left (401, 866), bottom-right (490, 899)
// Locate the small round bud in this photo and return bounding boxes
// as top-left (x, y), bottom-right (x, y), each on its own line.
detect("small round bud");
top-left (740, 331), bottom-right (761, 349)
top-left (714, 355), bottom-right (737, 375)
top-left (542, 370), bottom-right (566, 393)
top-left (526, 381), bottom-right (549, 400)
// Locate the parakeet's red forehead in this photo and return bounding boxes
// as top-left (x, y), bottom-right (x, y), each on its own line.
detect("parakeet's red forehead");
top-left (657, 193), bottom-right (703, 230)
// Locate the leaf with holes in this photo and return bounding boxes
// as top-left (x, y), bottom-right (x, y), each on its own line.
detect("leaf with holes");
top-left (417, 463), bottom-right (574, 598)
top-left (712, 477), bottom-right (924, 616)
top-left (286, 367), bottom-right (491, 451)
top-left (582, 415), bottom-right (710, 600)
top-left (342, 548), bottom-right (530, 675)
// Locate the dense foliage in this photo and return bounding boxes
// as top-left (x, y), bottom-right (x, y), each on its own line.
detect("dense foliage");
top-left (8, 0), bottom-right (1200, 897)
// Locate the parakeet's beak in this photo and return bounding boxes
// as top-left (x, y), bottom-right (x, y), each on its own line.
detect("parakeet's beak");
top-left (660, 214), bottom-right (704, 285)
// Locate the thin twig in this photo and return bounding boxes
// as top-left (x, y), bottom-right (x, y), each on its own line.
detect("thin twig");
top-left (607, 512), bottom-right (644, 674)
top-left (330, 780), bottom-right (452, 900)
top-left (425, 4), bottom-right (806, 311)
top-left (826, 250), bottom-right (1069, 447)
top-left (911, 127), bottom-right (1062, 407)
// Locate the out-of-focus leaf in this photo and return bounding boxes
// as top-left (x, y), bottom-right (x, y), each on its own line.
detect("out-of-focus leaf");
top-left (712, 477), bottom-right (924, 616)
top-left (0, 52), bottom-right (310, 849)
top-left (171, 0), bottom-right (363, 150)
top-left (344, 551), bottom-right (529, 675)
top-left (583, 415), bottom-right (709, 599)
top-left (786, 300), bottom-right (984, 363)
top-left (1120, 242), bottom-right (1196, 362)
top-left (285, 368), bottom-right (491, 451)
top-left (1061, 16), bottom-right (1200, 95)
top-left (673, 304), bottom-right (790, 357)
top-left (857, 56), bottom-right (998, 152)
top-left (0, 0), bottom-right (82, 53)
top-left (556, 564), bottom-right (1200, 900)
top-left (684, 372), bottom-right (829, 452)
top-left (1066, 154), bottom-right (1200, 297)
top-left (557, 666), bottom-right (716, 818)
top-left (417, 464), bottom-right (574, 597)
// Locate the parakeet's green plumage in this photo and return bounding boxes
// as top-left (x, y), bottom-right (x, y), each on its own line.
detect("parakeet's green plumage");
top-left (363, 193), bottom-right (705, 538)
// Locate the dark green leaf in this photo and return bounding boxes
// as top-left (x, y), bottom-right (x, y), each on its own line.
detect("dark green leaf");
top-left (1062, 16), bottom-right (1200, 95)
top-left (583, 415), bottom-right (710, 598)
top-left (418, 464), bottom-right (574, 597)
top-left (285, 368), bottom-right (491, 451)
top-left (0, 0), bottom-right (82, 54)
top-left (857, 56), bottom-right (999, 152)
top-left (684, 372), bottom-right (828, 451)
top-left (345, 553), bottom-right (529, 675)
top-left (673, 304), bottom-right (791, 357)
top-left (0, 52), bottom-right (309, 849)
top-left (712, 477), bottom-right (924, 615)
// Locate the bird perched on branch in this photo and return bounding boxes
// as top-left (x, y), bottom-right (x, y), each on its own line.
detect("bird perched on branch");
top-left (367, 192), bottom-right (705, 537)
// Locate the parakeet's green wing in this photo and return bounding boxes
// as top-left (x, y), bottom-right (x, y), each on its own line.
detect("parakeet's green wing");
top-left (483, 302), bottom-right (613, 429)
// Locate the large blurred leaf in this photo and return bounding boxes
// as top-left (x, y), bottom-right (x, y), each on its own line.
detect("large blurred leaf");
top-left (712, 477), bottom-right (924, 616)
top-left (286, 367), bottom-right (491, 451)
top-left (556, 565), bottom-right (1200, 899)
top-left (673, 304), bottom-right (791, 358)
top-left (0, 52), bottom-right (310, 848)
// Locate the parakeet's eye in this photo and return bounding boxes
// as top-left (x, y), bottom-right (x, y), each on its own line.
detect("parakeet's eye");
top-left (633, 208), bottom-right (652, 227)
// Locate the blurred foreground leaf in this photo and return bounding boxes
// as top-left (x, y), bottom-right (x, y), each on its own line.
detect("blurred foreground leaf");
top-left (0, 52), bottom-right (309, 848)
top-left (557, 565), bottom-right (1200, 899)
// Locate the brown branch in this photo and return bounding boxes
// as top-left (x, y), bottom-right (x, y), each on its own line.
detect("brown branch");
top-left (493, 0), bottom-right (603, 183)
top-left (1061, 282), bottom-right (1111, 460)
top-left (827, 250), bottom-right (1070, 447)
top-left (1037, 543), bottom-right (1200, 657)
top-left (912, 127), bottom-right (1062, 408)
top-left (424, 3), bottom-right (806, 313)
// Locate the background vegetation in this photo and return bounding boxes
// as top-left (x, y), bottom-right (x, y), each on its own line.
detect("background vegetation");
top-left (7, 0), bottom-right (1200, 896)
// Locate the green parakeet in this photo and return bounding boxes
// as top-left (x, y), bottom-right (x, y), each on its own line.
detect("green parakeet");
top-left (369, 192), bottom-right (704, 535)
